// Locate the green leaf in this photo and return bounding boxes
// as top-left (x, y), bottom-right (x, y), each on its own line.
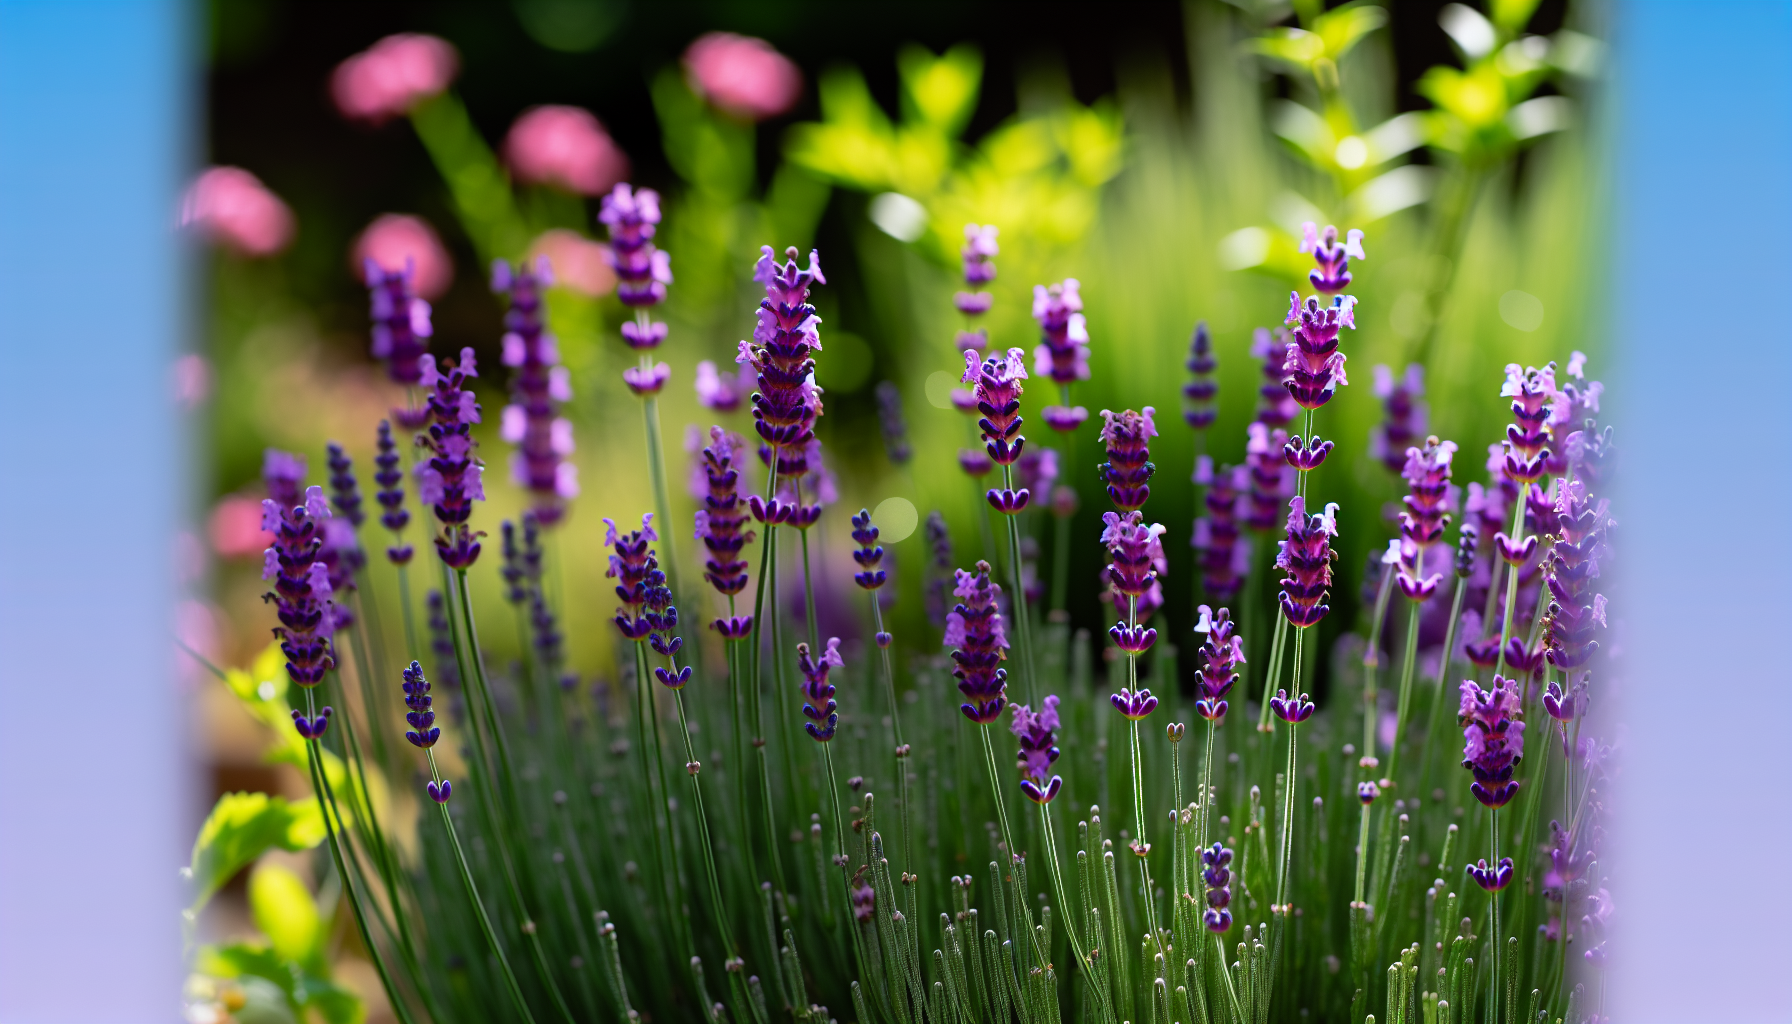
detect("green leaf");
top-left (301, 978), bottom-right (368, 1024)
top-left (1489, 0), bottom-right (1544, 36)
top-left (897, 43), bottom-right (983, 137)
top-left (1312, 4), bottom-right (1388, 62)
top-left (249, 863), bottom-right (324, 973)
top-left (187, 792), bottom-right (325, 914)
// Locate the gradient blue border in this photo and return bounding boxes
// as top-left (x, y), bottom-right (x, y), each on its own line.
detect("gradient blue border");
top-left (0, 2), bottom-right (189, 1020)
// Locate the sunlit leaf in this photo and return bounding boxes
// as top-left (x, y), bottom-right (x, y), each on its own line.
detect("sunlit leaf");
top-left (249, 864), bottom-right (324, 974)
top-left (1489, 0), bottom-right (1544, 35)
top-left (897, 43), bottom-right (982, 137)
top-left (1312, 3), bottom-right (1388, 62)
top-left (187, 793), bottom-right (325, 914)
top-left (1054, 100), bottom-right (1125, 187)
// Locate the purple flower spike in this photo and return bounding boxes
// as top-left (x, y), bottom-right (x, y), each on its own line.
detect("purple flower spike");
top-left (1282, 293), bottom-right (1353, 410)
top-left (1283, 434), bottom-right (1332, 471)
top-left (1500, 363), bottom-right (1562, 483)
top-left (1194, 465), bottom-right (1249, 600)
top-left (696, 360), bottom-right (747, 413)
top-left (1276, 496), bottom-right (1339, 628)
top-left (1251, 328), bottom-right (1300, 427)
top-left (851, 508), bottom-right (886, 590)
top-left (262, 485), bottom-right (338, 687)
top-left (291, 706), bottom-right (333, 739)
top-left (606, 514), bottom-right (661, 640)
top-left (1460, 675), bottom-right (1525, 808)
top-left (1358, 780), bottom-right (1381, 804)
top-left (416, 349), bottom-right (486, 567)
top-left (696, 428), bottom-right (755, 596)
top-left (1543, 480), bottom-right (1609, 671)
top-left (1194, 605), bottom-right (1244, 720)
top-left (1400, 438), bottom-right (1458, 548)
top-left (1111, 687), bottom-right (1157, 720)
top-left (427, 779), bottom-right (452, 804)
top-left (874, 381), bottom-right (912, 464)
top-left (1031, 279), bottom-right (1089, 385)
top-left (622, 362), bottom-right (671, 396)
top-left (797, 637), bottom-right (844, 741)
top-left (1041, 405), bottom-right (1088, 433)
top-left (986, 487), bottom-right (1031, 514)
top-left (710, 615), bottom-right (754, 639)
top-left (600, 183), bottom-right (671, 310)
top-left (495, 257), bottom-right (577, 524)
top-left (364, 260), bottom-right (433, 386)
top-left (1103, 511), bottom-right (1167, 606)
top-left (1108, 622), bottom-right (1157, 653)
top-left (741, 245), bottom-right (828, 462)
top-left (946, 561), bottom-right (1010, 724)
top-left (1184, 321), bottom-right (1217, 430)
top-left (401, 661), bottom-right (440, 748)
top-left (1543, 680), bottom-right (1588, 722)
top-left (963, 347), bottom-right (1029, 466)
top-left (1371, 364), bottom-right (1428, 474)
top-left (958, 449), bottom-right (995, 477)
top-left (1270, 688), bottom-right (1316, 723)
top-left (1098, 407), bottom-right (1157, 512)
top-left (1245, 422), bottom-right (1296, 532)
top-left (373, 421), bottom-right (412, 564)
top-left (655, 665), bottom-right (693, 689)
top-left (621, 320), bottom-right (670, 350)
top-left (1467, 857), bottom-right (1515, 892)
top-left (962, 223), bottom-right (998, 285)
top-left (1298, 222), bottom-right (1365, 295)
top-left (264, 449), bottom-right (308, 511)
top-left (1202, 843), bottom-right (1234, 932)
top-left (1010, 695), bottom-right (1063, 805)
top-left (325, 443), bottom-right (365, 527)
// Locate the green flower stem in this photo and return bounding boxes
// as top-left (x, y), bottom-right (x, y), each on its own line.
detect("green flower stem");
top-left (1000, 463), bottom-right (1040, 708)
top-left (640, 386), bottom-right (688, 621)
top-left (1383, 599), bottom-right (1423, 786)
top-left (1256, 613), bottom-right (1290, 735)
top-left (631, 641), bottom-right (691, 961)
top-left (422, 746), bottom-right (538, 1024)
top-left (976, 723), bottom-right (1047, 971)
top-left (1266, 715), bottom-right (1301, 1023)
top-left (799, 527), bottom-right (821, 650)
top-left (1489, 805), bottom-right (1502, 1024)
top-left (1418, 576), bottom-right (1468, 801)
top-left (454, 568), bottom-right (579, 1024)
top-left (670, 669), bottom-right (755, 1023)
top-left (868, 590), bottom-right (918, 958)
top-left (1213, 932), bottom-right (1248, 1024)
top-left (744, 453), bottom-right (792, 904)
top-left (300, 688), bottom-right (418, 1024)
top-left (1492, 494), bottom-right (1526, 679)
top-left (394, 561), bottom-right (421, 670)
top-left (1362, 558), bottom-right (1397, 767)
top-left (1040, 801), bottom-right (1116, 1024)
top-left (819, 741), bottom-right (877, 999)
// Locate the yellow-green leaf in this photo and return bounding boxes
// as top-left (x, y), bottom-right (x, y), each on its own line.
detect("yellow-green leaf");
top-left (249, 863), bottom-right (324, 973)
top-left (187, 792), bottom-right (324, 914)
top-left (898, 43), bottom-right (982, 136)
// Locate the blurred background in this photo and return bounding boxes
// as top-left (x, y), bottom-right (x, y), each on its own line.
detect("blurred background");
top-left (0, 1), bottom-right (1786, 1022)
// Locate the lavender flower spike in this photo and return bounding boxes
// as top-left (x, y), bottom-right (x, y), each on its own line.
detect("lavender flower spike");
top-left (964, 347), bottom-right (1032, 513)
top-left (416, 349), bottom-right (485, 568)
top-left (495, 256), bottom-right (577, 524)
top-left (850, 509), bottom-right (886, 590)
top-left (1467, 857), bottom-right (1515, 892)
top-left (261, 485), bottom-right (337, 687)
top-left (1276, 495), bottom-right (1339, 627)
top-left (1033, 278), bottom-right (1089, 431)
top-left (264, 449), bottom-right (307, 510)
top-left (696, 428), bottom-right (754, 597)
top-left (1460, 675), bottom-right (1525, 808)
top-left (1269, 689), bottom-right (1315, 723)
top-left (600, 183), bottom-right (671, 327)
top-left (402, 660), bottom-right (440, 748)
top-left (374, 421), bottom-right (413, 564)
top-left (1110, 687), bottom-right (1158, 720)
top-left (797, 638), bottom-right (844, 741)
top-left (364, 259), bottom-right (434, 387)
top-left (1202, 843), bottom-right (1234, 933)
top-left (1371, 364), bottom-right (1427, 474)
top-left (956, 224), bottom-right (998, 351)
top-left (740, 246), bottom-right (827, 465)
top-left (1282, 292), bottom-right (1353, 410)
top-left (1298, 222), bottom-right (1365, 295)
top-left (1010, 695), bottom-right (1064, 804)
top-left (1184, 321), bottom-right (1217, 430)
top-left (1098, 407), bottom-right (1157, 512)
top-left (1193, 604), bottom-right (1244, 721)
top-left (325, 443), bottom-right (365, 527)
top-left (606, 514), bottom-right (660, 641)
top-left (946, 561), bottom-right (1009, 723)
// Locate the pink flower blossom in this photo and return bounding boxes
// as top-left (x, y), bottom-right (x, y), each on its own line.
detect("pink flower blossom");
top-left (180, 167), bottom-right (295, 256)
top-left (210, 494), bottom-right (274, 558)
top-left (353, 214), bottom-right (453, 300)
top-left (528, 229), bottom-right (616, 296)
top-left (683, 32), bottom-right (802, 121)
top-left (331, 33), bottom-right (459, 123)
top-left (504, 106), bottom-right (629, 196)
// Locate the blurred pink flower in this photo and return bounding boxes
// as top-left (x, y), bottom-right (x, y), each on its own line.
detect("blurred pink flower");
top-left (210, 494), bottom-right (273, 558)
top-left (529, 229), bottom-right (616, 296)
top-left (170, 353), bottom-right (212, 410)
top-left (354, 214), bottom-right (454, 299)
top-left (504, 105), bottom-right (629, 195)
top-left (180, 167), bottom-right (295, 256)
top-left (683, 32), bottom-right (802, 121)
top-left (332, 33), bottom-right (459, 123)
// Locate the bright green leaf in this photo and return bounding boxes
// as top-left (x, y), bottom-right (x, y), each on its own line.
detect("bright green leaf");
top-left (1313, 4), bottom-right (1388, 62)
top-left (1490, 0), bottom-right (1544, 36)
top-left (187, 792), bottom-right (324, 914)
top-left (897, 43), bottom-right (982, 137)
top-left (249, 864), bottom-right (324, 973)
top-left (1247, 28), bottom-right (1326, 70)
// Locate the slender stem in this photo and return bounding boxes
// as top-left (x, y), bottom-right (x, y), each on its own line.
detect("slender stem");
top-left (1256, 613), bottom-right (1290, 734)
top-left (394, 561), bottom-right (421, 664)
top-left (641, 391), bottom-right (685, 608)
top-left (1213, 932), bottom-right (1248, 1024)
top-left (672, 681), bottom-right (755, 1021)
top-left (300, 689), bottom-right (418, 1024)
top-left (1127, 717), bottom-right (1164, 954)
top-left (799, 528), bottom-right (821, 651)
top-left (1489, 805), bottom-right (1502, 1024)
top-left (1363, 564), bottom-right (1396, 767)
top-left (977, 723), bottom-right (1047, 970)
top-left (1493, 494), bottom-right (1526, 679)
top-left (1040, 802), bottom-right (1116, 1024)
top-left (1000, 463), bottom-right (1040, 708)
top-left (820, 742), bottom-right (876, 992)
top-left (632, 641), bottom-right (687, 955)
top-left (744, 499), bottom-right (791, 900)
top-left (424, 748), bottom-right (539, 1024)
top-left (1354, 798), bottom-right (1373, 905)
top-left (868, 594), bottom-right (915, 949)
top-left (1419, 576), bottom-right (1469, 800)
top-left (1384, 599), bottom-right (1423, 786)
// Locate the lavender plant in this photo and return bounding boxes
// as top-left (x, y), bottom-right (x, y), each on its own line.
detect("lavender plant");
top-left (191, 177), bottom-right (1617, 1024)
